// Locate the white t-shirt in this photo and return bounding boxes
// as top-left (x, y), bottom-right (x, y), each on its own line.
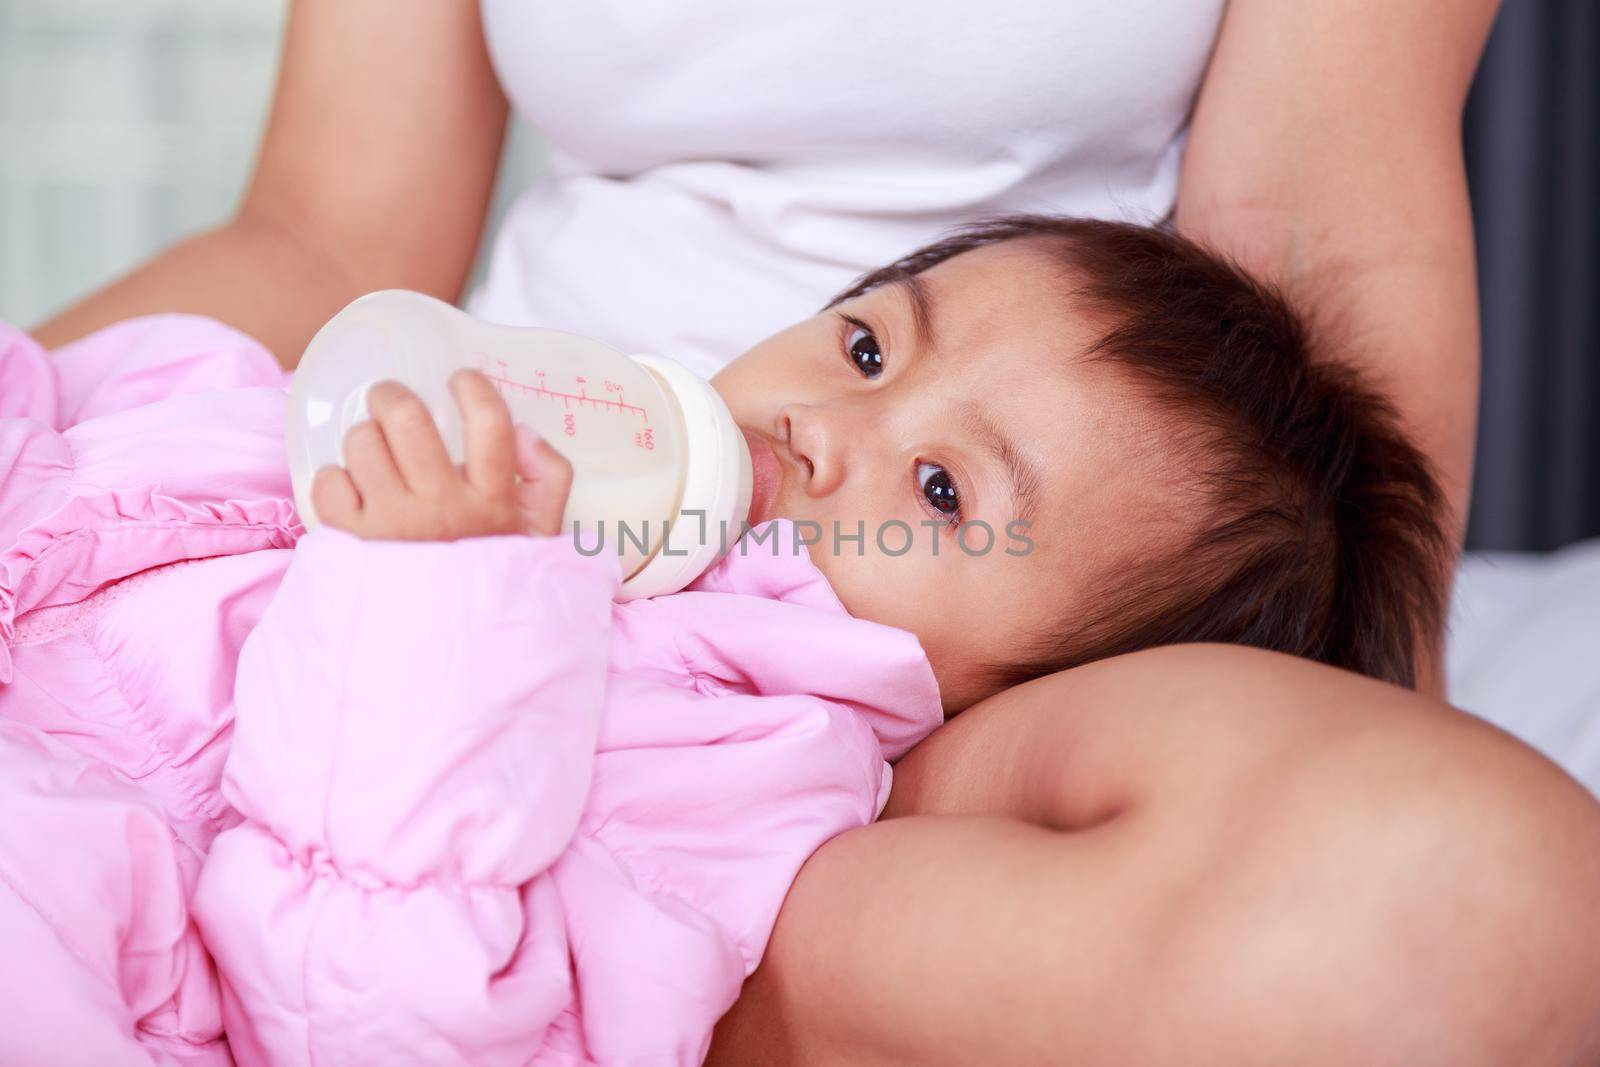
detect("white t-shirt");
top-left (469, 1), bottom-right (1226, 380)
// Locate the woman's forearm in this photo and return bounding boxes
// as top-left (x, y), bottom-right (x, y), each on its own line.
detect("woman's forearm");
top-left (30, 208), bottom-right (370, 369)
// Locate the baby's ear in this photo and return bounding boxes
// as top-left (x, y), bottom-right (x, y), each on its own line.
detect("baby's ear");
top-left (512, 424), bottom-right (573, 537)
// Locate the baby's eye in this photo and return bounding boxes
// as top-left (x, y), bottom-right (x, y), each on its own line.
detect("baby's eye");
top-left (916, 461), bottom-right (961, 525)
top-left (846, 326), bottom-right (884, 379)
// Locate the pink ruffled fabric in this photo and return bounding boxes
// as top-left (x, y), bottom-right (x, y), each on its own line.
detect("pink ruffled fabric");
top-left (0, 317), bottom-right (298, 683)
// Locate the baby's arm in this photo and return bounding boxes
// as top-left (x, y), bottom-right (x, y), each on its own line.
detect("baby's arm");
top-left (194, 529), bottom-right (617, 1065)
top-left (192, 379), bottom-right (619, 1066)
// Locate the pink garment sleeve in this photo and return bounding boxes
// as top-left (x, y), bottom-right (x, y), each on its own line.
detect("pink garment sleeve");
top-left (566, 681), bottom-right (892, 1046)
top-left (0, 313), bottom-right (286, 431)
top-left (49, 313), bottom-right (290, 427)
top-left (192, 526), bottom-right (620, 1067)
top-left (534, 587), bottom-right (928, 1064)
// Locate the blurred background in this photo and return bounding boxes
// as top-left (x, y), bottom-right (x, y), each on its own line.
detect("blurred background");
top-left (0, 0), bottom-right (1593, 552)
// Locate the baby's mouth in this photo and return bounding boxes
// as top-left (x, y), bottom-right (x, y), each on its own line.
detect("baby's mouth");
top-left (741, 427), bottom-right (785, 526)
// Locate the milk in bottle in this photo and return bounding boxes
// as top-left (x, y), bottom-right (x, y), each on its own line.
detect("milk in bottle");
top-left (285, 290), bottom-right (753, 599)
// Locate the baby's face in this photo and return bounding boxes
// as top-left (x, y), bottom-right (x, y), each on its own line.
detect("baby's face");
top-left (712, 242), bottom-right (1187, 711)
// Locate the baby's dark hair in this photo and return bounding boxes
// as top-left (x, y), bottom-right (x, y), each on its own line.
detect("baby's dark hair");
top-left (826, 214), bottom-right (1450, 690)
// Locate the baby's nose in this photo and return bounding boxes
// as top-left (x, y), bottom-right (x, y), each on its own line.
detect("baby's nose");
top-left (780, 405), bottom-right (844, 496)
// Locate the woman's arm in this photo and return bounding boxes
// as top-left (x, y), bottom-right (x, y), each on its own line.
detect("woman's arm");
top-left (31, 0), bottom-right (508, 369)
top-left (708, 647), bottom-right (1600, 1065)
top-left (1174, 0), bottom-right (1498, 554)
top-left (1174, 0), bottom-right (1499, 695)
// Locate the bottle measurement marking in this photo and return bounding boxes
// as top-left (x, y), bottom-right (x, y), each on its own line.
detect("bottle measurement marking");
top-left (476, 357), bottom-right (650, 423)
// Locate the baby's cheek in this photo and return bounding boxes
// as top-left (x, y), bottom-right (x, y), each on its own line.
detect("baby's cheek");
top-left (818, 549), bottom-right (932, 636)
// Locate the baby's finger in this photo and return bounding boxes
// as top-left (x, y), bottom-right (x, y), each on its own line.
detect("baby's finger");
top-left (310, 465), bottom-right (362, 528)
top-left (367, 380), bottom-right (455, 495)
top-left (450, 369), bottom-right (516, 494)
top-left (513, 423), bottom-right (574, 537)
top-left (342, 418), bottom-right (405, 499)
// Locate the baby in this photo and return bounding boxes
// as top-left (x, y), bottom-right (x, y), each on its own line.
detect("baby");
top-left (0, 216), bottom-right (1445, 1066)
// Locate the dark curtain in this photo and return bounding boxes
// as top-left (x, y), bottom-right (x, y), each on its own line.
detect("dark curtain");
top-left (1463, 0), bottom-right (1599, 550)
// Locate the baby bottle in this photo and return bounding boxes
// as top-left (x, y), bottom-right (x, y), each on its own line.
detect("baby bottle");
top-left (285, 290), bottom-right (753, 600)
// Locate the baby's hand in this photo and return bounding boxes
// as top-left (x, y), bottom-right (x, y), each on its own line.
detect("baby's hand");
top-left (312, 370), bottom-right (573, 541)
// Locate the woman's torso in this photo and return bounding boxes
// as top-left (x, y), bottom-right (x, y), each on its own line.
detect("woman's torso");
top-left (470, 0), bottom-right (1227, 378)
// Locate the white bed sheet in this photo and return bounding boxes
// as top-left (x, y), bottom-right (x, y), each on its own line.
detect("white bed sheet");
top-left (1446, 538), bottom-right (1600, 797)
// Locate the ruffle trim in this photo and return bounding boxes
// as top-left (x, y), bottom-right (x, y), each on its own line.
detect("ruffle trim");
top-left (0, 484), bottom-right (302, 682)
